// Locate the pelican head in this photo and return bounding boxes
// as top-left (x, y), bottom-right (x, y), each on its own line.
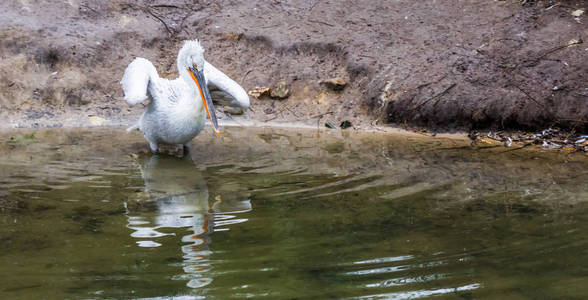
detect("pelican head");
top-left (178, 40), bottom-right (220, 136)
top-left (177, 40), bottom-right (205, 73)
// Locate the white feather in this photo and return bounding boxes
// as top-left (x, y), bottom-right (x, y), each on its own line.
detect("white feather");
top-left (120, 57), bottom-right (157, 105)
top-left (204, 62), bottom-right (250, 108)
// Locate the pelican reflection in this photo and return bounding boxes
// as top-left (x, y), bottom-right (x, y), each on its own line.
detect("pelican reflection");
top-left (126, 155), bottom-right (251, 289)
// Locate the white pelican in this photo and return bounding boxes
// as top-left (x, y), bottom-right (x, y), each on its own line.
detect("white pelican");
top-left (121, 40), bottom-right (249, 153)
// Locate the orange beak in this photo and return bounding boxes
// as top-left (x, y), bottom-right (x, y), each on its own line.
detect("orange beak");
top-left (188, 66), bottom-right (220, 137)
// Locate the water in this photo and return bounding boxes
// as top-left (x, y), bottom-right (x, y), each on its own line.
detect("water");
top-left (1, 127), bottom-right (587, 299)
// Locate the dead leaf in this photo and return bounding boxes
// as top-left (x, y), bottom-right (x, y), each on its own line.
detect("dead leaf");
top-left (571, 9), bottom-right (584, 17)
top-left (248, 87), bottom-right (270, 98)
top-left (476, 137), bottom-right (500, 145)
top-left (316, 92), bottom-right (327, 104)
top-left (89, 116), bottom-right (106, 126)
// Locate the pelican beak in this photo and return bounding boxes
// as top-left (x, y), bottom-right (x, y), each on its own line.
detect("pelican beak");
top-left (188, 66), bottom-right (220, 137)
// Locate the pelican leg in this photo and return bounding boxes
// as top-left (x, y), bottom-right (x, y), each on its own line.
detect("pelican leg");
top-left (148, 141), bottom-right (159, 154)
top-left (183, 141), bottom-right (192, 154)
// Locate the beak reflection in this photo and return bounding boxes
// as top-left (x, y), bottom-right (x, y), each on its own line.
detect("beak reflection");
top-left (188, 66), bottom-right (220, 137)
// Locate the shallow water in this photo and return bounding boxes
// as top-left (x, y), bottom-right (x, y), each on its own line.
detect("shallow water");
top-left (1, 127), bottom-right (587, 299)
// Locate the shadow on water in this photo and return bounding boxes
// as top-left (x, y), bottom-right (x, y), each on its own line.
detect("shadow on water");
top-left (0, 127), bottom-right (587, 299)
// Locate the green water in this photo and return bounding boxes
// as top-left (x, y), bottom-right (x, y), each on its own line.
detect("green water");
top-left (1, 127), bottom-right (587, 299)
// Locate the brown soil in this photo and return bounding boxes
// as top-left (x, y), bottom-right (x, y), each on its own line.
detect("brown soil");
top-left (0, 0), bottom-right (586, 133)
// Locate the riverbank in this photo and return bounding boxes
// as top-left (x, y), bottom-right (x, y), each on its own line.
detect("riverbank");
top-left (1, 1), bottom-right (586, 136)
top-left (1, 116), bottom-right (587, 157)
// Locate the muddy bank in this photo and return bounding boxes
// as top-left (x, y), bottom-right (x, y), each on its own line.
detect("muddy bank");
top-left (0, 0), bottom-right (586, 132)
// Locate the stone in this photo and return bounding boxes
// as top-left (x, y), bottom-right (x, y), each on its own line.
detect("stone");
top-left (320, 78), bottom-right (347, 91)
top-left (270, 81), bottom-right (290, 99)
top-left (340, 120), bottom-right (352, 129)
top-left (223, 105), bottom-right (244, 115)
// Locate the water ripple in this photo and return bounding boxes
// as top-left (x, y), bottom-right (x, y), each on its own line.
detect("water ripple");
top-left (365, 273), bottom-right (449, 288)
top-left (352, 255), bottom-right (415, 265)
top-left (351, 283), bottom-right (481, 300)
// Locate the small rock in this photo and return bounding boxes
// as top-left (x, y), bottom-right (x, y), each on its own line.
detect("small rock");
top-left (211, 90), bottom-right (238, 106)
top-left (248, 87), bottom-right (270, 98)
top-left (321, 78), bottom-right (347, 91)
top-left (223, 106), bottom-right (243, 115)
top-left (340, 120), bottom-right (352, 129)
top-left (270, 82), bottom-right (290, 99)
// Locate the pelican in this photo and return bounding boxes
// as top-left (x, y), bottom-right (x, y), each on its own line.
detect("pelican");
top-left (121, 40), bottom-right (249, 153)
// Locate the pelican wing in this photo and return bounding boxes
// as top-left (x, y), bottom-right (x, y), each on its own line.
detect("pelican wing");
top-left (120, 57), bottom-right (159, 105)
top-left (203, 62), bottom-right (250, 108)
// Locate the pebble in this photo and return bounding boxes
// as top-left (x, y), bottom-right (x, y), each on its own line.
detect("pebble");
top-left (321, 78), bottom-right (347, 91)
top-left (223, 106), bottom-right (244, 115)
top-left (270, 82), bottom-right (290, 99)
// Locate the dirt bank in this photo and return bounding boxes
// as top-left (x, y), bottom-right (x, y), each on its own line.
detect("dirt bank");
top-left (0, 0), bottom-right (586, 133)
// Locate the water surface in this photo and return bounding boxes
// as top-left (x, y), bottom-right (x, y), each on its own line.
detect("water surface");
top-left (1, 127), bottom-right (587, 299)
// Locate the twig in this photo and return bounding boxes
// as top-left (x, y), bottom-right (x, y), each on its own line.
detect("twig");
top-left (150, 4), bottom-right (181, 9)
top-left (308, 111), bottom-right (334, 119)
top-left (178, 11), bottom-right (194, 35)
top-left (519, 39), bottom-right (583, 68)
top-left (415, 74), bottom-right (448, 90)
top-left (411, 83), bottom-right (456, 110)
top-left (241, 69), bottom-right (253, 82)
top-left (263, 115), bottom-right (279, 122)
top-left (123, 3), bottom-right (174, 35)
top-left (315, 111), bottom-right (335, 129)
top-left (81, 4), bottom-right (99, 14)
top-left (308, 19), bottom-right (334, 27)
top-left (359, 54), bottom-right (376, 59)
top-left (511, 84), bottom-right (545, 109)
top-left (285, 106), bottom-right (301, 118)
top-left (144, 6), bottom-right (173, 35)
top-left (275, 104), bottom-right (290, 114)
top-left (431, 84), bottom-right (456, 107)
top-left (308, 0), bottom-right (320, 12)
top-left (263, 104), bottom-right (291, 122)
top-left (545, 3), bottom-right (559, 10)
top-left (261, 23), bottom-right (280, 29)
